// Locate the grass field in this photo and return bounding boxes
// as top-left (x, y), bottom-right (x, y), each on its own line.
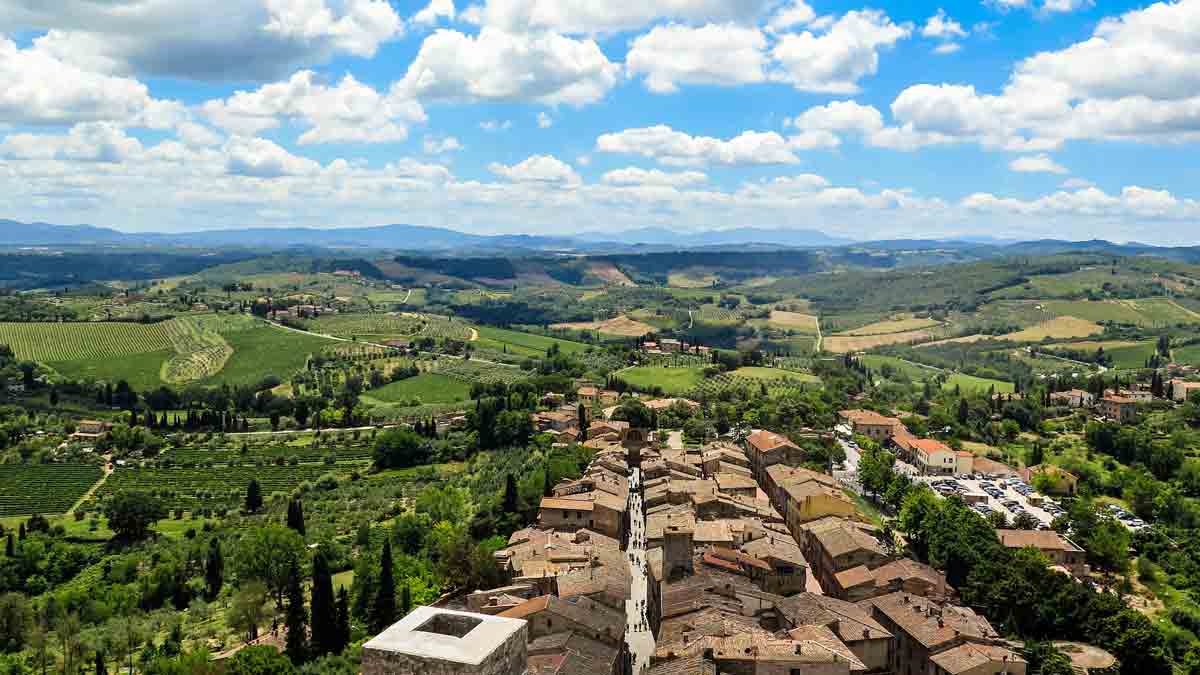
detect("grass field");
top-left (861, 355), bottom-right (942, 381)
top-left (1042, 300), bottom-right (1148, 325)
top-left (944, 373), bottom-right (1015, 394)
top-left (1174, 344), bottom-right (1200, 366)
top-left (1001, 317), bottom-right (1103, 342)
top-left (50, 351), bottom-right (173, 390)
top-left (474, 326), bottom-right (591, 357)
top-left (617, 366), bottom-right (705, 395)
top-left (365, 373), bottom-right (473, 405)
top-left (668, 271), bottom-right (718, 288)
top-left (768, 310), bottom-right (819, 334)
top-left (203, 322), bottom-right (329, 386)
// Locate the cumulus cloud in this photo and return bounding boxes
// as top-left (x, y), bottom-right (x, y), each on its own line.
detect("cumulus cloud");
top-left (396, 27), bottom-right (619, 106)
top-left (471, 0), bottom-right (778, 35)
top-left (770, 10), bottom-right (912, 93)
top-left (766, 1), bottom-right (816, 32)
top-left (224, 136), bottom-right (321, 178)
top-left (596, 125), bottom-right (800, 167)
top-left (537, 112), bottom-right (554, 128)
top-left (1041, 0), bottom-right (1095, 13)
top-left (602, 167), bottom-right (708, 187)
top-left (412, 0), bottom-right (456, 26)
top-left (0, 122), bottom-right (142, 162)
top-left (423, 135), bottom-right (463, 153)
top-left (480, 119), bottom-right (513, 132)
top-left (627, 23), bottom-right (768, 94)
top-left (1009, 154), bottom-right (1069, 174)
top-left (202, 71), bottom-right (425, 144)
top-left (489, 155), bottom-right (581, 184)
top-left (922, 9), bottom-right (967, 39)
top-left (3, 0), bottom-right (404, 81)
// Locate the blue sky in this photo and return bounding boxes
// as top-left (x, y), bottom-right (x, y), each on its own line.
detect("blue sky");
top-left (2, 0), bottom-right (1199, 243)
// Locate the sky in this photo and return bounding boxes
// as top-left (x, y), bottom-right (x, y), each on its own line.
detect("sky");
top-left (2, 0), bottom-right (1200, 243)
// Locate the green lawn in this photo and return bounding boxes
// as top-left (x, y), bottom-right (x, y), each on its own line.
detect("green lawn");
top-left (618, 366), bottom-right (705, 395)
top-left (365, 373), bottom-right (473, 405)
top-left (944, 373), bottom-right (1015, 394)
top-left (474, 326), bottom-right (590, 358)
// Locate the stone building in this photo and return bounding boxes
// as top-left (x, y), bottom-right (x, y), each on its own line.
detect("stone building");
top-left (362, 607), bottom-right (528, 675)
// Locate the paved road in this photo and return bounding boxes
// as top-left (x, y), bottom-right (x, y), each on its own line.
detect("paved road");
top-left (666, 431), bottom-right (684, 450)
top-left (625, 468), bottom-right (654, 674)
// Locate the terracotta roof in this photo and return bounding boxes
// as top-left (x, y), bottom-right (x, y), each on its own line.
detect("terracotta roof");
top-left (930, 643), bottom-right (1026, 675)
top-left (499, 594), bottom-right (551, 619)
top-left (540, 498), bottom-right (595, 511)
top-left (802, 518), bottom-right (887, 560)
top-left (996, 530), bottom-right (1083, 553)
top-left (839, 409), bottom-right (903, 427)
top-left (1102, 395), bottom-right (1136, 404)
top-left (777, 593), bottom-right (892, 643)
top-left (709, 546), bottom-right (772, 572)
top-left (714, 473), bottom-right (758, 491)
top-left (862, 592), bottom-right (998, 650)
top-left (745, 430), bottom-right (799, 453)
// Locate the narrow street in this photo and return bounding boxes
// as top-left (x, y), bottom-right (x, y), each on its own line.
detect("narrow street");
top-left (625, 467), bottom-right (654, 674)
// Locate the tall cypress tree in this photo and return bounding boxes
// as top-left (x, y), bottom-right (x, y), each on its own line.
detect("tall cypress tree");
top-left (335, 586), bottom-right (351, 653)
top-left (400, 584), bottom-right (412, 617)
top-left (502, 475), bottom-right (518, 514)
top-left (94, 650), bottom-right (107, 675)
top-left (284, 561), bottom-right (309, 664)
top-left (4, 533), bottom-right (12, 557)
top-left (310, 549), bottom-right (338, 657)
top-left (543, 464), bottom-right (553, 497)
top-left (245, 479), bottom-right (263, 514)
top-left (205, 538), bottom-right (224, 601)
top-left (286, 499), bottom-right (306, 537)
top-left (370, 540), bottom-right (396, 633)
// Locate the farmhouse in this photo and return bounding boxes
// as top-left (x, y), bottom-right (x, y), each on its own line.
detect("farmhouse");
top-left (1020, 464), bottom-right (1078, 496)
top-left (71, 420), bottom-right (112, 441)
top-left (1099, 395), bottom-right (1137, 423)
top-left (996, 530), bottom-right (1088, 577)
top-left (1170, 379), bottom-right (1200, 403)
top-left (839, 409), bottom-right (904, 442)
top-left (1049, 389), bottom-right (1094, 408)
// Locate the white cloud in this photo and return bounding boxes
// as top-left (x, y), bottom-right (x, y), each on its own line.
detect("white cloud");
top-left (1009, 154), bottom-right (1069, 174)
top-left (4, 0), bottom-right (403, 81)
top-left (596, 125), bottom-right (800, 167)
top-left (787, 100), bottom-right (955, 151)
top-left (922, 9), bottom-right (967, 39)
top-left (480, 119), bottom-right (513, 132)
top-left (423, 135), bottom-right (463, 153)
top-left (202, 71), bottom-right (425, 144)
top-left (1060, 177), bottom-right (1093, 189)
top-left (537, 112), bottom-right (554, 128)
top-left (627, 23), bottom-right (768, 94)
top-left (0, 122), bottom-right (142, 162)
top-left (602, 167), bottom-right (708, 187)
top-left (932, 43), bottom-right (961, 55)
top-left (397, 27), bottom-right (619, 106)
top-left (770, 10), bottom-right (912, 94)
top-left (767, 1), bottom-right (815, 32)
top-left (1041, 0), bottom-right (1094, 13)
top-left (413, 0), bottom-right (456, 25)
top-left (576, 154), bottom-right (592, 166)
top-left (224, 136), bottom-right (321, 178)
top-left (472, 0), bottom-right (778, 35)
top-left (489, 154), bottom-right (581, 185)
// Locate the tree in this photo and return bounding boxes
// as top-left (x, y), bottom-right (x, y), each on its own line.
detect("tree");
top-left (95, 649), bottom-right (108, 675)
top-left (102, 491), bottom-right (166, 541)
top-left (4, 534), bottom-right (11, 557)
top-left (227, 646), bottom-right (296, 675)
top-left (228, 582), bottom-right (270, 643)
top-left (286, 499), bottom-right (306, 537)
top-left (233, 526), bottom-right (306, 606)
top-left (244, 479), bottom-right (263, 514)
top-left (310, 549), bottom-right (338, 658)
top-left (0, 592), bottom-right (31, 653)
top-left (372, 429), bottom-right (427, 470)
top-left (284, 562), bottom-right (308, 664)
top-left (1013, 511), bottom-right (1040, 530)
top-left (611, 399), bottom-right (652, 430)
top-left (370, 540), bottom-right (396, 633)
top-left (502, 475), bottom-right (519, 514)
top-left (205, 538), bottom-right (224, 601)
top-left (400, 584), bottom-right (412, 617)
top-left (335, 587), bottom-right (351, 654)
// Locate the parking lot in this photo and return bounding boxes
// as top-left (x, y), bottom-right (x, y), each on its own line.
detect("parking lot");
top-left (917, 474), bottom-right (1064, 528)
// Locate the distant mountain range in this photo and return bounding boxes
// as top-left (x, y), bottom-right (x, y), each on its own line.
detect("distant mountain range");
top-left (2, 219), bottom-right (1198, 261)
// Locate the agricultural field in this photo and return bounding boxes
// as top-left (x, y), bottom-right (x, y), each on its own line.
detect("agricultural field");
top-left (165, 443), bottom-right (373, 466)
top-left (474, 326), bottom-right (590, 357)
top-left (304, 313), bottom-right (423, 337)
top-left (689, 370), bottom-right (821, 400)
top-left (364, 373), bottom-right (473, 405)
top-left (1041, 300), bottom-right (1150, 326)
top-left (1000, 317), bottom-right (1103, 342)
top-left (694, 305), bottom-right (743, 325)
top-left (0, 320), bottom-right (174, 361)
top-left (917, 334), bottom-right (992, 349)
top-left (1174, 343), bottom-right (1200, 366)
top-left (435, 359), bottom-right (528, 386)
top-left (161, 316), bottom-right (233, 384)
top-left (836, 317), bottom-right (942, 336)
top-left (617, 366), bottom-right (705, 395)
top-left (1050, 341), bottom-right (1158, 370)
top-left (668, 271), bottom-right (718, 288)
top-left (205, 322), bottom-right (330, 386)
top-left (767, 310), bottom-right (819, 334)
top-left (0, 464), bottom-right (103, 517)
top-left (94, 463), bottom-right (341, 512)
top-left (729, 366), bottom-right (820, 383)
top-left (551, 315), bottom-right (656, 337)
top-left (861, 355), bottom-right (942, 381)
top-left (823, 327), bottom-right (944, 354)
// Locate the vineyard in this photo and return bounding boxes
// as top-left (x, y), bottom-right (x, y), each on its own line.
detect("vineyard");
top-left (687, 370), bottom-right (821, 401)
top-left (435, 359), bottom-right (528, 385)
top-left (0, 321), bottom-right (174, 361)
top-left (163, 443), bottom-right (374, 466)
top-left (304, 312), bottom-right (475, 342)
top-left (94, 463), bottom-right (346, 511)
top-left (0, 464), bottom-right (103, 517)
top-left (161, 317), bottom-right (234, 384)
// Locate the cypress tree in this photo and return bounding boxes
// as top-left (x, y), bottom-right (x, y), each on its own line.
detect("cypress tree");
top-left (502, 475), bottom-right (518, 514)
top-left (370, 540), bottom-right (396, 633)
top-left (400, 584), bottom-right (412, 617)
top-left (310, 549), bottom-right (338, 657)
top-left (335, 586), bottom-right (351, 653)
top-left (245, 479), bottom-right (263, 514)
top-left (5, 533), bottom-right (12, 557)
top-left (94, 650), bottom-right (107, 675)
top-left (543, 464), bottom-right (553, 497)
top-left (284, 561), bottom-right (309, 663)
top-left (17, 523), bottom-right (24, 541)
top-left (288, 499), bottom-right (306, 537)
top-left (205, 538), bottom-right (224, 601)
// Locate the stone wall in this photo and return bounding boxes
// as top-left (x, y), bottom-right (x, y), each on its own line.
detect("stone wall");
top-left (362, 623), bottom-right (528, 675)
